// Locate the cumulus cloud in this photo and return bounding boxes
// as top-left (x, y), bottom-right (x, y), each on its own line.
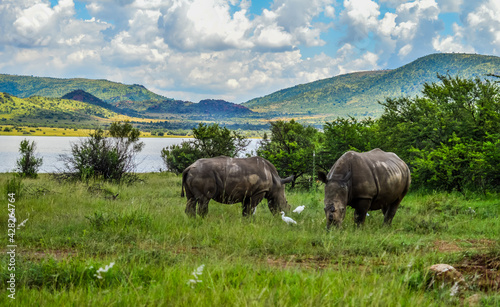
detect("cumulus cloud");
top-left (339, 0), bottom-right (444, 67)
top-left (341, 0), bottom-right (381, 42)
top-left (432, 23), bottom-right (475, 53)
top-left (462, 0), bottom-right (500, 54)
top-left (158, 0), bottom-right (254, 51)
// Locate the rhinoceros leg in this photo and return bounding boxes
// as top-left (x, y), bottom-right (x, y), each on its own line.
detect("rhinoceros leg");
top-left (352, 198), bottom-right (372, 226)
top-left (242, 198), bottom-right (252, 216)
top-left (383, 198), bottom-right (401, 226)
top-left (185, 197), bottom-right (197, 217)
top-left (197, 197), bottom-right (210, 217)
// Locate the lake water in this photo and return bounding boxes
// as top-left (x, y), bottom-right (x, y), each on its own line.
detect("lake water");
top-left (0, 136), bottom-right (260, 173)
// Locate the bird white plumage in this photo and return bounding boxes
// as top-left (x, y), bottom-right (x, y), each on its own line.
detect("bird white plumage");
top-left (280, 211), bottom-right (297, 225)
top-left (293, 205), bottom-right (305, 214)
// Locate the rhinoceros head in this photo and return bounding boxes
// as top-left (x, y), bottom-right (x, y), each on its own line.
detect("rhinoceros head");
top-left (267, 175), bottom-right (294, 214)
top-left (319, 171), bottom-right (351, 229)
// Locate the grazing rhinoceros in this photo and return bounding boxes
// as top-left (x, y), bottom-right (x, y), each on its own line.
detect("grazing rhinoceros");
top-left (318, 149), bottom-right (411, 229)
top-left (181, 156), bottom-right (293, 217)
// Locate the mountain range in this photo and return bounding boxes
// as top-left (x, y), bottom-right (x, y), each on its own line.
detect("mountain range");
top-left (242, 53), bottom-right (500, 119)
top-left (1, 53), bottom-right (500, 129)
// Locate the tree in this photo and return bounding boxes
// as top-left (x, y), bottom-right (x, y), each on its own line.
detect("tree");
top-left (161, 123), bottom-right (249, 174)
top-left (16, 139), bottom-right (43, 178)
top-left (377, 74), bottom-right (500, 192)
top-left (59, 121), bottom-right (144, 183)
top-left (319, 116), bottom-right (378, 171)
top-left (256, 120), bottom-right (321, 188)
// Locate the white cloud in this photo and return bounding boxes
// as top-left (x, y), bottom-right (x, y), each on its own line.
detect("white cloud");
top-left (341, 0), bottom-right (381, 41)
top-left (336, 43), bottom-right (380, 74)
top-left (325, 6), bottom-right (335, 18)
top-left (437, 0), bottom-right (463, 13)
top-left (462, 0), bottom-right (500, 53)
top-left (158, 0), bottom-right (254, 51)
top-left (432, 23), bottom-right (475, 53)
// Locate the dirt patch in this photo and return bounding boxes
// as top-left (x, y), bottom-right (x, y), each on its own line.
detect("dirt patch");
top-left (455, 253), bottom-right (500, 292)
top-left (434, 240), bottom-right (461, 252)
top-left (433, 239), bottom-right (496, 253)
top-left (22, 249), bottom-right (76, 260)
top-left (265, 255), bottom-right (337, 270)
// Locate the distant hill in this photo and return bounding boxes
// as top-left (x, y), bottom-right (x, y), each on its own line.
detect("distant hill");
top-left (145, 99), bottom-right (254, 117)
top-left (62, 89), bottom-right (112, 108)
top-left (0, 74), bottom-right (168, 103)
top-left (0, 74), bottom-right (254, 119)
top-left (0, 92), bottom-right (124, 125)
top-left (243, 53), bottom-right (500, 119)
top-left (61, 89), bottom-right (141, 117)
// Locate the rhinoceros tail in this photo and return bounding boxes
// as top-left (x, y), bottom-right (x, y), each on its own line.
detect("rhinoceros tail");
top-left (181, 168), bottom-right (189, 197)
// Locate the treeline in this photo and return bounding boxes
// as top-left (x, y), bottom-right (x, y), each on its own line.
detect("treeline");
top-left (163, 75), bottom-right (500, 193)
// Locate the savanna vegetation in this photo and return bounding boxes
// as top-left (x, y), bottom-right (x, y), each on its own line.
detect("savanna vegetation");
top-left (0, 173), bottom-right (498, 305)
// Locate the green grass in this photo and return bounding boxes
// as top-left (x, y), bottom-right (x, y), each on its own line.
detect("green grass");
top-left (0, 173), bottom-right (499, 306)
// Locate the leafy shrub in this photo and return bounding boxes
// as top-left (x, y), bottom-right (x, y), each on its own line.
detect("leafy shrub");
top-left (161, 123), bottom-right (249, 174)
top-left (16, 139), bottom-right (43, 178)
top-left (257, 119), bottom-right (322, 188)
top-left (58, 121), bottom-right (144, 183)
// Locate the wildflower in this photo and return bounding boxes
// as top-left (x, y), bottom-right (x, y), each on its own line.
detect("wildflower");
top-left (94, 262), bottom-right (115, 279)
top-left (187, 264), bottom-right (205, 288)
top-left (17, 218), bottom-right (28, 229)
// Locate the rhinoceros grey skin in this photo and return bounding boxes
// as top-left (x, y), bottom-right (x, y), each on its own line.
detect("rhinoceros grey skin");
top-left (181, 156), bottom-right (293, 217)
top-left (318, 149), bottom-right (411, 229)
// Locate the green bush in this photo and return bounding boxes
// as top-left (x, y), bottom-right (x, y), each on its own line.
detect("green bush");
top-left (161, 123), bottom-right (249, 174)
top-left (16, 139), bottom-right (43, 178)
top-left (256, 120), bottom-right (322, 188)
top-left (59, 121), bottom-right (144, 183)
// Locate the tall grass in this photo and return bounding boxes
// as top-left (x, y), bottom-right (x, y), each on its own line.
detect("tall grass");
top-left (0, 173), bottom-right (498, 306)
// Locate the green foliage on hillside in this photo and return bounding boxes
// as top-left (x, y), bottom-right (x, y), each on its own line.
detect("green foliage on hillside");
top-left (243, 53), bottom-right (500, 120)
top-left (0, 74), bottom-right (167, 103)
top-left (0, 92), bottom-right (121, 124)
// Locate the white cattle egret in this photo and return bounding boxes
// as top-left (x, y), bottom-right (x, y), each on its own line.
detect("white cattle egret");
top-left (293, 205), bottom-right (305, 214)
top-left (280, 211), bottom-right (297, 225)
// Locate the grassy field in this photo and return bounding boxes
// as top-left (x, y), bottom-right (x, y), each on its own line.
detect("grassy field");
top-left (0, 125), bottom-right (191, 138)
top-left (0, 173), bottom-right (499, 306)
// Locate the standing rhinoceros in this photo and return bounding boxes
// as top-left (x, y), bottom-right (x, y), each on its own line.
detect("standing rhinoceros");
top-left (318, 149), bottom-right (411, 229)
top-left (181, 156), bottom-right (293, 217)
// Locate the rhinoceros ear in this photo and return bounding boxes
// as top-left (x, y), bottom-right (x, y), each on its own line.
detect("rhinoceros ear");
top-left (281, 175), bottom-right (294, 185)
top-left (318, 171), bottom-right (328, 183)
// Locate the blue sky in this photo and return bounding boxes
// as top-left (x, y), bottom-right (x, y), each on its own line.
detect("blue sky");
top-left (1, 0), bottom-right (499, 103)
